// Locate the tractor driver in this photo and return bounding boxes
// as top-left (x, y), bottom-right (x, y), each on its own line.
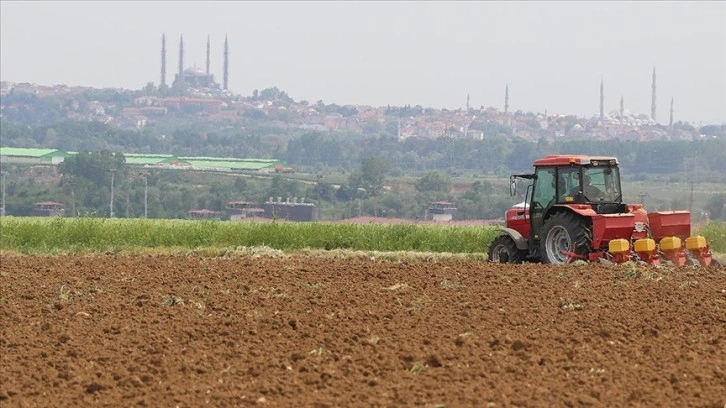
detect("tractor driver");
top-left (582, 174), bottom-right (605, 200)
top-left (558, 171), bottom-right (578, 202)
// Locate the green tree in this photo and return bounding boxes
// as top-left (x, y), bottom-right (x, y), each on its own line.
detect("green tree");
top-left (415, 171), bottom-right (452, 195)
top-left (310, 181), bottom-right (337, 203)
top-left (59, 150), bottom-right (126, 187)
top-left (414, 170), bottom-right (452, 209)
top-left (350, 156), bottom-right (391, 198)
top-left (267, 175), bottom-right (303, 201)
top-left (58, 151), bottom-right (127, 216)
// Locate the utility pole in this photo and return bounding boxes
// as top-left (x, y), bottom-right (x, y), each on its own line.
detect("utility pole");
top-left (1, 171), bottom-right (6, 217)
top-left (71, 178), bottom-right (76, 217)
top-left (140, 173), bottom-right (148, 218)
top-left (109, 169), bottom-right (116, 218)
top-left (65, 174), bottom-right (76, 217)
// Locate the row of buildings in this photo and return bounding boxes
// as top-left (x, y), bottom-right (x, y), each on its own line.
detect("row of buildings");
top-left (17, 197), bottom-right (318, 221)
top-left (16, 198), bottom-right (461, 224)
top-left (1, 76), bottom-right (707, 143)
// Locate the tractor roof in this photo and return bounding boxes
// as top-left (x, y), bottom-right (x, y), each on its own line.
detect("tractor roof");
top-left (533, 154), bottom-right (619, 167)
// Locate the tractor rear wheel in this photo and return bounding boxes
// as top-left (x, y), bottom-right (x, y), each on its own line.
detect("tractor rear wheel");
top-left (539, 212), bottom-right (591, 265)
top-left (488, 235), bottom-right (525, 264)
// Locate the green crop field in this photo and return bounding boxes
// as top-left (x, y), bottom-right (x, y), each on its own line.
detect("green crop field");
top-left (0, 217), bottom-right (500, 255)
top-left (1, 216), bottom-right (724, 258)
top-left (695, 222), bottom-right (726, 254)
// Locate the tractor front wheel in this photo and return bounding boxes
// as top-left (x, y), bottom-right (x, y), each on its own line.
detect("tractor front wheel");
top-left (488, 235), bottom-right (525, 264)
top-left (539, 212), bottom-right (591, 265)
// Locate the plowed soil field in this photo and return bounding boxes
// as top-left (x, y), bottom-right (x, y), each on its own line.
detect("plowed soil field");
top-left (1, 253), bottom-right (724, 407)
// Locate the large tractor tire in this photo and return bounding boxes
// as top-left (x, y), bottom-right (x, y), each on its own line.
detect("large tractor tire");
top-left (488, 235), bottom-right (525, 264)
top-left (539, 212), bottom-right (591, 265)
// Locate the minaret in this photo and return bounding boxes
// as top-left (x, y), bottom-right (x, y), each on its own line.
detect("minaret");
top-left (178, 35), bottom-right (184, 77)
top-left (669, 97), bottom-right (674, 131)
top-left (599, 76), bottom-right (604, 122)
top-left (466, 94), bottom-right (470, 111)
top-left (206, 35), bottom-right (211, 75)
top-left (223, 35), bottom-right (229, 91)
top-left (619, 95), bottom-right (624, 125)
top-left (650, 67), bottom-right (655, 121)
top-left (160, 34), bottom-right (166, 87)
top-left (504, 84), bottom-right (509, 114)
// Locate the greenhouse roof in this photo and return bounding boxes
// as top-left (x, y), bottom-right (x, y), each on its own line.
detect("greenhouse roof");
top-left (124, 157), bottom-right (190, 165)
top-left (2, 147), bottom-right (283, 172)
top-left (179, 156), bottom-right (279, 164)
top-left (0, 147), bottom-right (70, 157)
top-left (187, 159), bottom-right (278, 171)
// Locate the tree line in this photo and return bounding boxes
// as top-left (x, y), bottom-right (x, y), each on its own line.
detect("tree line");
top-left (2, 119), bottom-right (725, 180)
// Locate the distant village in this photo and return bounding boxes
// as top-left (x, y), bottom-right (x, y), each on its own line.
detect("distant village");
top-left (0, 34), bottom-right (720, 143)
top-left (1, 79), bottom-right (711, 144)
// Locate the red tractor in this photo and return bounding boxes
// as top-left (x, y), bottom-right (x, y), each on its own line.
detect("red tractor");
top-left (488, 154), bottom-right (718, 267)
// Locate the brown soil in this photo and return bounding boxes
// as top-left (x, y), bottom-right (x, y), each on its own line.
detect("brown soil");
top-left (1, 254), bottom-right (724, 407)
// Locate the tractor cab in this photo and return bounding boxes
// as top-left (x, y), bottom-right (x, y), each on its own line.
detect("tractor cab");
top-left (529, 155), bottom-right (624, 214)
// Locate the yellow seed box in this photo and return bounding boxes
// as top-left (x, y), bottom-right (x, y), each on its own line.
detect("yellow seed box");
top-left (634, 238), bottom-right (656, 253)
top-left (685, 235), bottom-right (707, 250)
top-left (659, 236), bottom-right (682, 252)
top-left (609, 238), bottom-right (630, 254)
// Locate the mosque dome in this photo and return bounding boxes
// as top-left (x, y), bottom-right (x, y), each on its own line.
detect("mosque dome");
top-left (183, 66), bottom-right (207, 76)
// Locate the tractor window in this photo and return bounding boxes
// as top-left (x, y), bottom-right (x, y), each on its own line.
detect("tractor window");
top-left (584, 166), bottom-right (621, 202)
top-left (533, 167), bottom-right (556, 209)
top-left (557, 167), bottom-right (580, 203)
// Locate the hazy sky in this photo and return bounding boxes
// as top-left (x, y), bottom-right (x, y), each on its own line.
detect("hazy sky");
top-left (2, 1), bottom-right (725, 124)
